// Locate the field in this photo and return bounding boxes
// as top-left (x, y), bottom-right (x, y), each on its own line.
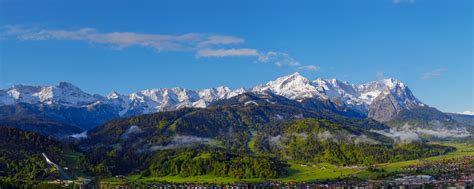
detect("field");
top-left (101, 175), bottom-right (263, 185)
top-left (356, 142), bottom-right (474, 179)
top-left (99, 142), bottom-right (474, 185)
top-left (100, 163), bottom-right (361, 185)
top-left (277, 163), bottom-right (361, 183)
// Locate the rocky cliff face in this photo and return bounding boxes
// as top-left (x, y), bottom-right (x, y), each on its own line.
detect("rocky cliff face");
top-left (369, 93), bottom-right (406, 122)
top-left (368, 83), bottom-right (423, 122)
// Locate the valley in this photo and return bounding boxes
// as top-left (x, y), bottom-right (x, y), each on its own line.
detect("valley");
top-left (2, 0), bottom-right (472, 187)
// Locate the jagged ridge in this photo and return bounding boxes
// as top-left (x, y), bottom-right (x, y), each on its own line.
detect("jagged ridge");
top-left (0, 72), bottom-right (425, 122)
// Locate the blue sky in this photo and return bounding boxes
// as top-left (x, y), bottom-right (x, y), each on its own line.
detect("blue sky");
top-left (0, 0), bottom-right (472, 113)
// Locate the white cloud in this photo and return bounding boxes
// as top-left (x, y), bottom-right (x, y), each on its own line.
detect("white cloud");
top-left (421, 68), bottom-right (446, 80)
top-left (197, 48), bottom-right (259, 57)
top-left (149, 135), bottom-right (211, 151)
top-left (353, 134), bottom-right (380, 145)
top-left (70, 131), bottom-right (87, 139)
top-left (198, 48), bottom-right (304, 68)
top-left (3, 25), bottom-right (207, 51)
top-left (371, 129), bottom-right (420, 143)
top-left (121, 125), bottom-right (143, 139)
top-left (2, 25), bottom-right (305, 69)
top-left (415, 128), bottom-right (470, 138)
top-left (298, 65), bottom-right (319, 71)
top-left (198, 35), bottom-right (244, 46)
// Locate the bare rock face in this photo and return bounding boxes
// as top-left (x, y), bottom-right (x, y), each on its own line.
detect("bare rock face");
top-left (368, 93), bottom-right (404, 122)
top-left (368, 85), bottom-right (422, 122)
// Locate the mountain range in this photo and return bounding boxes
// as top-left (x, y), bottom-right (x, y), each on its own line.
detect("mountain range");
top-left (0, 73), bottom-right (423, 117)
top-left (0, 73), bottom-right (471, 136)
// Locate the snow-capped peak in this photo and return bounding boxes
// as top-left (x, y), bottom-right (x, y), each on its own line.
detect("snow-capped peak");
top-left (273, 72), bottom-right (309, 86)
top-left (253, 72), bottom-right (321, 100)
top-left (101, 86), bottom-right (247, 116)
top-left (381, 78), bottom-right (405, 89)
top-left (0, 82), bottom-right (100, 106)
top-left (251, 73), bottom-right (423, 114)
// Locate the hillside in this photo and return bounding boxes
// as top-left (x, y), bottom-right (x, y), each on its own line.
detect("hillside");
top-left (0, 127), bottom-right (74, 181)
top-left (79, 96), bottom-right (454, 178)
top-left (254, 119), bottom-right (455, 165)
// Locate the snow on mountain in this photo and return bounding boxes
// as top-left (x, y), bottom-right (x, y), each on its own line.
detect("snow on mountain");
top-left (0, 82), bottom-right (101, 106)
top-left (0, 73), bottom-right (424, 118)
top-left (312, 77), bottom-right (365, 111)
top-left (253, 72), bottom-right (322, 100)
top-left (458, 111), bottom-right (474, 116)
top-left (367, 80), bottom-right (424, 122)
top-left (375, 80), bottom-right (422, 109)
top-left (103, 86), bottom-right (246, 116)
top-left (251, 72), bottom-right (424, 114)
top-left (0, 90), bottom-right (15, 105)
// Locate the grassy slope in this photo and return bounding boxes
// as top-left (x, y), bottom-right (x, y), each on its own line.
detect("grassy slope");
top-left (99, 142), bottom-right (473, 184)
top-left (277, 163), bottom-right (361, 183)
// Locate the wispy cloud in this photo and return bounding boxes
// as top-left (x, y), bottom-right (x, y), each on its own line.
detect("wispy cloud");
top-left (2, 25), bottom-right (217, 51)
top-left (197, 48), bottom-right (307, 69)
top-left (2, 25), bottom-right (309, 69)
top-left (257, 51), bottom-right (300, 67)
top-left (197, 48), bottom-right (304, 68)
top-left (198, 35), bottom-right (244, 46)
top-left (298, 65), bottom-right (319, 71)
top-left (196, 48), bottom-right (259, 57)
top-left (421, 68), bottom-right (446, 80)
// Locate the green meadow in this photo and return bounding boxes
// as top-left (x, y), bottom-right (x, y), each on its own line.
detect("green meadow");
top-left (99, 142), bottom-right (473, 185)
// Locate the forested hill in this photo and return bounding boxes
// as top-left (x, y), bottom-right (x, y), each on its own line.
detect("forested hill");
top-left (85, 93), bottom-right (386, 145)
top-left (255, 119), bottom-right (455, 166)
top-left (79, 95), bottom-right (455, 178)
top-left (0, 126), bottom-right (65, 181)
